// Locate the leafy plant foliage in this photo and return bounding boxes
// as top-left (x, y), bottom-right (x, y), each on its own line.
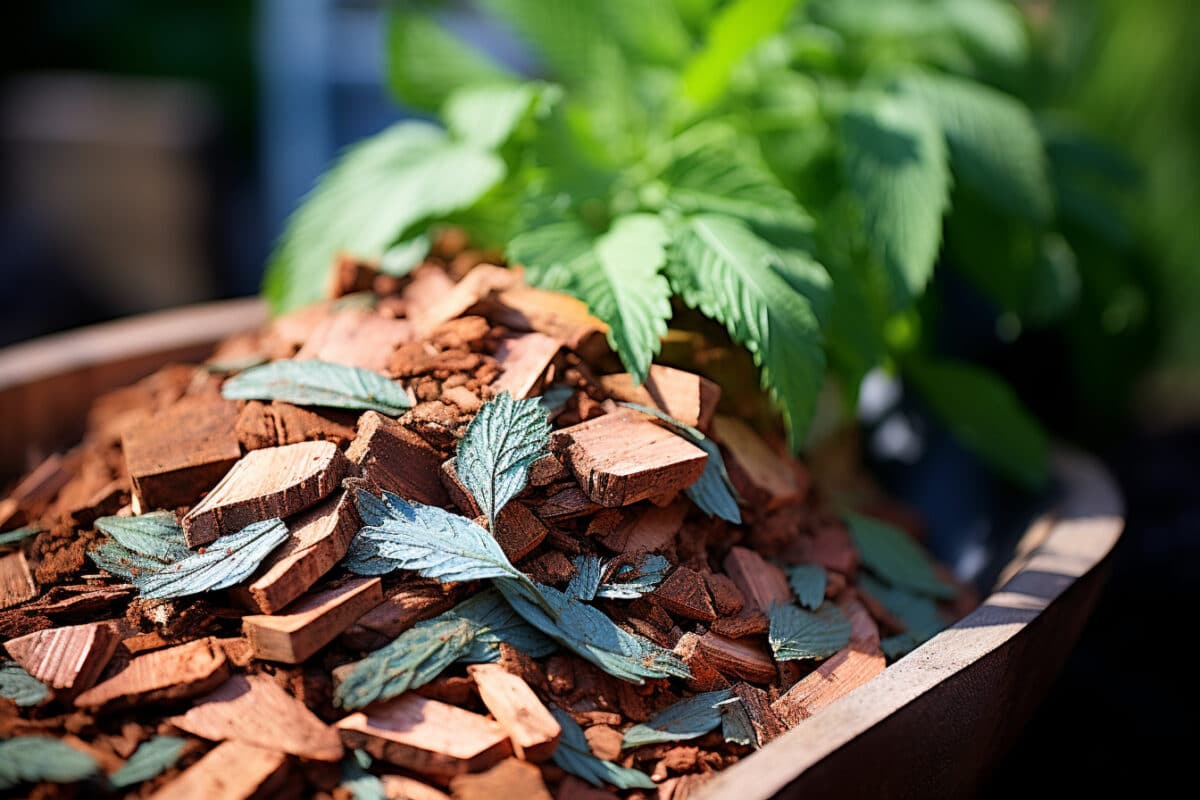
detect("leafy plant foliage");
top-left (0, 737), bottom-right (98, 790)
top-left (846, 513), bottom-right (956, 599)
top-left (550, 707), bottom-right (656, 790)
top-left (455, 391), bottom-right (551, 527)
top-left (131, 519), bottom-right (289, 599)
top-left (222, 360), bottom-right (411, 416)
top-left (786, 564), bottom-right (827, 610)
top-left (621, 689), bottom-right (732, 748)
top-left (767, 602), bottom-right (852, 661)
top-left (0, 660), bottom-right (49, 707)
top-left (108, 736), bottom-right (186, 789)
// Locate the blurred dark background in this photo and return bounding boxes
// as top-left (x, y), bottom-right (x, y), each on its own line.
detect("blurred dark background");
top-left (1, 0), bottom-right (1197, 793)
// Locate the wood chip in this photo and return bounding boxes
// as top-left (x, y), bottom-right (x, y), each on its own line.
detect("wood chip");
top-left (527, 453), bottom-right (568, 486)
top-left (491, 332), bottom-right (561, 399)
top-left (348, 411), bottom-right (450, 506)
top-left (696, 632), bottom-right (776, 684)
top-left (770, 645), bottom-right (886, 727)
top-left (710, 416), bottom-right (801, 510)
top-left (170, 673), bottom-right (343, 761)
top-left (75, 637), bottom-right (230, 712)
top-left (556, 776), bottom-right (615, 800)
top-left (122, 396), bottom-right (242, 511)
top-left (0, 552), bottom-right (36, 609)
top-left (730, 682), bottom-right (786, 746)
top-left (494, 501), bottom-right (550, 562)
top-left (147, 740), bottom-right (290, 800)
top-left (596, 501), bottom-right (688, 554)
top-left (234, 490), bottom-right (360, 613)
top-left (381, 775), bottom-right (451, 800)
top-left (673, 632), bottom-right (730, 692)
top-left (440, 458), bottom-right (482, 517)
top-left (295, 308), bottom-right (413, 371)
top-left (722, 546), bottom-right (791, 613)
top-left (410, 264), bottom-right (518, 333)
top-left (182, 440), bottom-right (351, 546)
top-left (583, 724), bottom-right (624, 761)
top-left (598, 365), bottom-right (720, 430)
top-left (449, 758), bottom-right (553, 800)
top-left (788, 523), bottom-right (859, 575)
top-left (343, 582), bottom-right (460, 649)
top-left (553, 412), bottom-right (707, 507)
top-left (235, 400), bottom-right (356, 451)
top-left (485, 285), bottom-right (608, 358)
top-left (242, 577), bottom-right (383, 663)
top-left (654, 567), bottom-right (717, 623)
top-left (335, 694), bottom-right (512, 777)
top-left (3, 621), bottom-right (119, 699)
top-left (1, 454), bottom-right (71, 529)
top-left (467, 663), bottom-right (561, 762)
top-left (531, 482), bottom-right (600, 520)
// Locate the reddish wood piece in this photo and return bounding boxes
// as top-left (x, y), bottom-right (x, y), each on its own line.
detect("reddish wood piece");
top-left (711, 416), bottom-right (801, 510)
top-left (599, 365), bottom-right (720, 430)
top-left (485, 285), bottom-right (608, 357)
top-left (74, 637), bottom-right (230, 712)
top-left (596, 502), bottom-right (688, 554)
top-left (494, 501), bottom-right (550, 562)
top-left (348, 411), bottom-right (449, 506)
top-left (491, 332), bottom-right (560, 399)
top-left (654, 567), bottom-right (718, 623)
top-left (731, 682), bottom-right (786, 746)
top-left (723, 546), bottom-right (791, 614)
top-left (295, 308), bottom-right (413, 371)
top-left (449, 758), bottom-right (553, 800)
top-left (0, 552), bottom-right (36, 609)
top-left (181, 440), bottom-right (351, 546)
top-left (468, 663), bottom-right (561, 762)
top-left (583, 724), bottom-right (623, 761)
top-left (343, 581), bottom-right (460, 649)
top-left (674, 632), bottom-right (730, 692)
top-left (3, 620), bottom-right (119, 699)
top-left (242, 577), bottom-right (383, 663)
top-left (381, 775), bottom-right (451, 800)
top-left (409, 264), bottom-right (518, 333)
top-left (770, 646), bottom-right (886, 727)
top-left (697, 632), bottom-right (777, 684)
top-left (147, 740), bottom-right (289, 800)
top-left (235, 400), bottom-right (356, 451)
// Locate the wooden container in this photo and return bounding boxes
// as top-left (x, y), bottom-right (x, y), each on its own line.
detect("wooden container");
top-left (0, 300), bottom-right (1124, 798)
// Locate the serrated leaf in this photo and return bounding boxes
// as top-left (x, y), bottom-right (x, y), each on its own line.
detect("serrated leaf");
top-left (89, 542), bottom-right (171, 583)
top-left (845, 513), bottom-right (956, 599)
top-left (222, 360), bottom-right (411, 416)
top-left (896, 71), bottom-right (1052, 224)
top-left (108, 736), bottom-right (185, 788)
top-left (456, 392), bottom-right (551, 527)
top-left (717, 696), bottom-right (756, 747)
top-left (497, 580), bottom-right (690, 683)
top-left (682, 0), bottom-right (801, 108)
top-left (667, 215), bottom-right (825, 450)
top-left (663, 142), bottom-right (813, 232)
top-left (786, 564), bottom-right (827, 610)
top-left (379, 233), bottom-right (431, 277)
top-left (95, 512), bottom-right (190, 563)
top-left (550, 707), bottom-right (656, 789)
top-left (262, 122), bottom-right (504, 313)
top-left (134, 519), bottom-right (289, 599)
top-left (0, 737), bottom-right (99, 790)
top-left (842, 92), bottom-right (950, 308)
top-left (444, 83), bottom-right (548, 152)
top-left (384, 12), bottom-right (516, 112)
top-left (596, 554), bottom-right (671, 599)
top-left (767, 602), bottom-right (852, 661)
top-left (566, 555), bottom-right (604, 602)
top-left (860, 575), bottom-right (946, 659)
top-left (576, 214), bottom-right (673, 382)
top-left (0, 660), bottom-right (49, 707)
top-left (622, 689), bottom-right (732, 748)
top-left (936, 0), bottom-right (1029, 69)
top-left (0, 526), bottom-right (39, 549)
top-left (903, 358), bottom-right (1049, 490)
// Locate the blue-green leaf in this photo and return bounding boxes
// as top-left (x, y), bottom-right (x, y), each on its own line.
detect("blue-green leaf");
top-left (717, 696), bottom-right (756, 747)
top-left (566, 555), bottom-right (604, 602)
top-left (0, 737), bottom-right (99, 790)
top-left (0, 660), bottom-right (49, 707)
top-left (109, 736), bottom-right (186, 788)
top-left (134, 519), bottom-right (289, 599)
top-left (0, 526), bottom-right (39, 549)
top-left (339, 750), bottom-right (386, 800)
top-left (786, 564), bottom-right (827, 610)
top-left (456, 392), bottom-right (551, 528)
top-left (550, 708), bottom-right (656, 789)
top-left (595, 554), bottom-right (671, 599)
top-left (767, 602), bottom-right (852, 661)
top-left (860, 575), bottom-right (946, 659)
top-left (622, 689), bottom-right (732, 748)
top-left (222, 360), bottom-right (411, 416)
top-left (846, 512), bottom-right (956, 599)
top-left (95, 512), bottom-right (190, 563)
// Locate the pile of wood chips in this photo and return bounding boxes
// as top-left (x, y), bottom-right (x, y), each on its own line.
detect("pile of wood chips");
top-left (0, 241), bottom-right (970, 799)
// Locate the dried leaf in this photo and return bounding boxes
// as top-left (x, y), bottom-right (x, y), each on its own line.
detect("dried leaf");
top-left (860, 575), bottom-right (947, 659)
top-left (496, 580), bottom-right (690, 683)
top-left (619, 402), bottom-right (741, 523)
top-left (0, 660), bottom-right (49, 707)
top-left (95, 512), bottom-right (190, 563)
top-left (566, 555), bottom-right (604, 601)
top-left (786, 564), bottom-right (826, 610)
top-left (767, 602), bottom-right (852, 662)
top-left (134, 519), bottom-right (289, 599)
top-left (621, 689), bottom-right (732, 748)
top-left (595, 554), bottom-right (670, 600)
top-left (846, 513), bottom-right (955, 599)
top-left (0, 737), bottom-right (99, 790)
top-left (222, 359), bottom-right (411, 415)
top-left (108, 736), bottom-right (186, 788)
top-left (349, 490), bottom-right (535, 589)
top-left (455, 392), bottom-right (551, 527)
top-left (0, 526), bottom-right (40, 549)
top-left (550, 708), bottom-right (656, 790)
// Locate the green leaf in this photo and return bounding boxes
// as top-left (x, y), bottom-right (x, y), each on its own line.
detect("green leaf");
top-left (662, 141), bottom-right (813, 233)
top-left (550, 708), bottom-right (656, 789)
top-left (336, 615), bottom-right (474, 710)
top-left (896, 72), bottom-right (1052, 224)
top-left (349, 490), bottom-right (533, 588)
top-left (222, 360), bottom-right (411, 416)
top-left (845, 512), bottom-right (956, 599)
top-left (767, 602), bottom-right (852, 661)
top-left (717, 696), bottom-right (756, 746)
top-left (596, 554), bottom-right (671, 599)
top-left (786, 564), bottom-right (827, 610)
top-left (618, 401), bottom-right (741, 523)
top-left (666, 214), bottom-right (825, 449)
top-left (497, 580), bottom-right (690, 683)
top-left (384, 12), bottom-right (516, 112)
top-left (379, 233), bottom-right (431, 278)
top-left (566, 555), bottom-right (604, 602)
top-left (860, 575), bottom-right (946, 659)
top-left (506, 220), bottom-right (596, 290)
top-left (262, 122), bottom-right (504, 313)
top-left (622, 689), bottom-right (732, 748)
top-left (444, 83), bottom-right (548, 151)
top-left (0, 526), bottom-right (39, 549)
top-left (936, 0), bottom-right (1029, 69)
top-left (904, 357), bottom-right (1049, 489)
top-left (574, 214), bottom-right (671, 382)
top-left (0, 737), bottom-right (99, 790)
top-left (0, 660), bottom-right (49, 707)
top-left (95, 512), bottom-right (190, 563)
top-left (109, 736), bottom-right (186, 788)
top-left (841, 92), bottom-right (950, 308)
top-left (456, 392), bottom-right (552, 527)
top-left (339, 750), bottom-right (386, 800)
top-left (134, 519), bottom-right (289, 599)
top-left (682, 0), bottom-right (802, 108)
top-left (478, 0), bottom-right (609, 84)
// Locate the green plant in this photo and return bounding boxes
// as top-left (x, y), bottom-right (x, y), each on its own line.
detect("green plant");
top-left (264, 0), bottom-right (1141, 490)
